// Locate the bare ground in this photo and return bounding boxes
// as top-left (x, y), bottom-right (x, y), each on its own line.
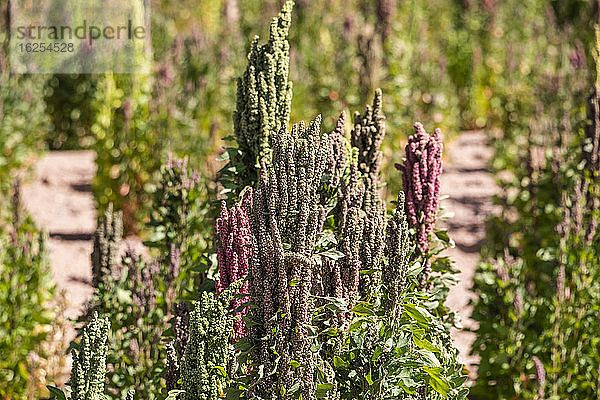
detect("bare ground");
top-left (22, 132), bottom-right (496, 377)
top-left (22, 150), bottom-right (96, 320)
top-left (441, 130), bottom-right (498, 377)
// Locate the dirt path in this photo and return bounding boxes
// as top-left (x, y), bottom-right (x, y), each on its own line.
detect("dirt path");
top-left (22, 151), bottom-right (96, 319)
top-left (441, 130), bottom-right (497, 376)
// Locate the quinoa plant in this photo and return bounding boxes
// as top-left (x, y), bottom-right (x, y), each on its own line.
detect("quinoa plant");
top-left (214, 190), bottom-right (253, 340)
top-left (395, 123), bottom-right (443, 287)
top-left (180, 281), bottom-right (243, 400)
top-left (220, 3), bottom-right (466, 398)
top-left (227, 0), bottom-right (294, 190)
top-left (470, 24), bottom-right (600, 400)
top-left (47, 313), bottom-right (110, 400)
top-left (54, 3), bottom-right (468, 399)
top-left (0, 182), bottom-right (58, 399)
top-left (70, 314), bottom-right (110, 400)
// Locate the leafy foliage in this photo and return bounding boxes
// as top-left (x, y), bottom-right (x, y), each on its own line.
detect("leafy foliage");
top-left (470, 17), bottom-right (600, 399)
top-left (92, 73), bottom-right (160, 233)
top-left (324, 196), bottom-right (466, 399)
top-left (0, 181), bottom-right (62, 399)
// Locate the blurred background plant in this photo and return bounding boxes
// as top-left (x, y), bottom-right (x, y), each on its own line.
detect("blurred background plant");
top-left (0, 181), bottom-right (70, 400)
top-left (469, 3), bottom-right (600, 398)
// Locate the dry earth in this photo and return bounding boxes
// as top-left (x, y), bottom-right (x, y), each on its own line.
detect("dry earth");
top-left (22, 151), bottom-right (96, 320)
top-left (441, 130), bottom-right (498, 377)
top-left (22, 132), bottom-right (497, 377)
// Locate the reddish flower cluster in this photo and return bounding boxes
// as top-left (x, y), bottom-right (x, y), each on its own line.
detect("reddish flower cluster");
top-left (396, 122), bottom-right (443, 255)
top-left (215, 188), bottom-right (253, 339)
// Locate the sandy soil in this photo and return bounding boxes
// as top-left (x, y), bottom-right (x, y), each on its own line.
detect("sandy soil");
top-left (441, 131), bottom-right (498, 377)
top-left (22, 132), bottom-right (496, 377)
top-left (22, 150), bottom-right (97, 319)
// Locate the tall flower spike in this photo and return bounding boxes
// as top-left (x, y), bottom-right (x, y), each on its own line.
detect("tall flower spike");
top-left (582, 27), bottom-right (600, 244)
top-left (248, 117), bottom-right (333, 398)
top-left (123, 249), bottom-right (158, 319)
top-left (532, 356), bottom-right (546, 400)
top-left (396, 122), bottom-right (443, 256)
top-left (215, 188), bottom-right (253, 339)
top-left (172, 301), bottom-right (191, 359)
top-left (165, 341), bottom-right (180, 392)
top-left (383, 191), bottom-right (413, 315)
top-left (396, 122), bottom-right (443, 286)
top-left (339, 207), bottom-right (364, 307)
top-left (70, 313), bottom-right (110, 400)
top-left (180, 282), bottom-right (241, 400)
top-left (350, 89), bottom-right (387, 295)
top-left (233, 0), bottom-right (294, 173)
top-left (351, 88), bottom-right (386, 196)
top-left (321, 112), bottom-right (348, 198)
top-left (91, 203), bottom-right (123, 287)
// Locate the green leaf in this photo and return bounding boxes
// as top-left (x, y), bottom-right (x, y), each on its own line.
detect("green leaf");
top-left (456, 387), bottom-right (469, 399)
top-left (413, 336), bottom-right (439, 353)
top-left (46, 386), bottom-right (66, 400)
top-left (371, 346), bottom-right (384, 362)
top-left (435, 230), bottom-right (452, 244)
top-left (212, 365), bottom-right (227, 377)
top-left (316, 383), bottom-right (334, 398)
top-left (333, 356), bottom-right (349, 369)
top-left (350, 303), bottom-right (375, 316)
top-left (165, 389), bottom-right (186, 400)
top-left (424, 367), bottom-right (450, 396)
top-left (365, 367), bottom-right (374, 386)
top-left (216, 151), bottom-right (230, 161)
top-left (418, 349), bottom-right (441, 368)
top-left (403, 303), bottom-right (432, 324)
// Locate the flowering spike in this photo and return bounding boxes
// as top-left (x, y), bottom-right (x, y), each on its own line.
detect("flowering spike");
top-left (215, 188), bottom-right (253, 339)
top-left (70, 313), bottom-right (110, 400)
top-left (233, 0), bottom-right (294, 173)
top-left (248, 116), bottom-right (334, 398)
top-left (396, 122), bottom-right (443, 256)
top-left (91, 203), bottom-right (123, 287)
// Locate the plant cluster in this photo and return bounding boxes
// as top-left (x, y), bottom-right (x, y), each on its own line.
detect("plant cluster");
top-left (220, 3), bottom-right (465, 398)
top-left (470, 19), bottom-right (600, 399)
top-left (0, 181), bottom-right (69, 399)
top-left (48, 3), bottom-right (467, 399)
top-left (76, 153), bottom-right (211, 399)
